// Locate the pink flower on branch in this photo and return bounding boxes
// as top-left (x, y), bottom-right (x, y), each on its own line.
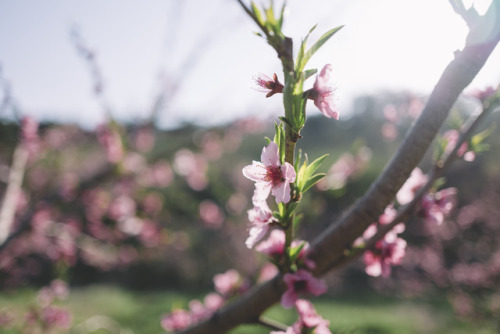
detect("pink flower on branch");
top-left (281, 269), bottom-right (327, 308)
top-left (255, 229), bottom-right (286, 256)
top-left (295, 299), bottom-right (331, 334)
top-left (396, 167), bottom-right (428, 205)
top-left (213, 269), bottom-right (242, 297)
top-left (246, 200), bottom-right (274, 248)
top-left (255, 229), bottom-right (315, 269)
top-left (161, 309), bottom-right (192, 332)
top-left (312, 64), bottom-right (339, 120)
top-left (442, 129), bottom-right (476, 162)
top-left (254, 73), bottom-right (284, 98)
top-left (420, 187), bottom-right (457, 225)
top-left (363, 230), bottom-right (407, 278)
top-left (242, 142), bottom-right (296, 204)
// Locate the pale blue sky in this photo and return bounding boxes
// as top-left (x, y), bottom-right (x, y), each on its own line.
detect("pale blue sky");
top-left (0, 0), bottom-right (498, 129)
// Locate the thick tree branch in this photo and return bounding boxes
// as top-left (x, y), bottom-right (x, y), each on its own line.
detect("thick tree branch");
top-left (325, 96), bottom-right (499, 273)
top-left (177, 3), bottom-right (500, 333)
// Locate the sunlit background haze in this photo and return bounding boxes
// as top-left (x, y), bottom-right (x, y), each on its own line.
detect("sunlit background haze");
top-left (0, 0), bottom-right (498, 129)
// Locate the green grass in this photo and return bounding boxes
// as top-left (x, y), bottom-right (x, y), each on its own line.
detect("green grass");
top-left (0, 286), bottom-right (497, 334)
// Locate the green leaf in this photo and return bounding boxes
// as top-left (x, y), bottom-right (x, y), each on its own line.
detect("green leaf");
top-left (278, 116), bottom-right (293, 129)
top-left (431, 177), bottom-right (446, 192)
top-left (278, 202), bottom-right (285, 217)
top-left (303, 69), bottom-right (318, 81)
top-left (302, 173), bottom-right (326, 193)
top-left (294, 149), bottom-right (303, 174)
top-left (265, 4), bottom-right (277, 32)
top-left (273, 122), bottom-right (280, 145)
top-left (289, 241), bottom-right (306, 263)
top-left (284, 202), bottom-right (298, 221)
top-left (250, 1), bottom-right (265, 26)
top-left (472, 143), bottom-right (490, 153)
top-left (295, 25), bottom-right (317, 74)
top-left (272, 211), bottom-right (282, 221)
top-left (296, 155), bottom-right (308, 190)
top-left (279, 124), bottom-right (286, 165)
top-left (277, 1), bottom-right (286, 31)
top-left (433, 136), bottom-right (448, 162)
top-left (471, 126), bottom-right (494, 147)
top-left (303, 25), bottom-right (344, 66)
top-left (305, 154), bottom-right (329, 176)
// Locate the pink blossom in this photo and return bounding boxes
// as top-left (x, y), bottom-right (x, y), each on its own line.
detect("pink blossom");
top-left (257, 262), bottom-right (279, 282)
top-left (41, 306), bottom-right (72, 329)
top-left (173, 149), bottom-right (208, 190)
top-left (213, 269), bottom-right (241, 297)
top-left (378, 205), bottom-right (405, 234)
top-left (254, 73), bottom-right (284, 97)
top-left (199, 200), bottom-right (225, 229)
top-left (161, 309), bottom-right (192, 332)
top-left (255, 230), bottom-right (314, 269)
top-left (255, 229), bottom-right (286, 256)
top-left (420, 187), bottom-right (457, 225)
top-left (296, 299), bottom-right (331, 333)
top-left (150, 161), bottom-right (174, 188)
top-left (139, 219), bottom-right (162, 247)
top-left (312, 64), bottom-right (339, 119)
top-left (108, 195), bottom-right (136, 221)
top-left (188, 300), bottom-right (209, 322)
top-left (242, 142), bottom-right (296, 204)
top-left (396, 168), bottom-right (428, 205)
top-left (203, 293), bottom-right (225, 311)
top-left (246, 200), bottom-right (274, 248)
top-left (281, 270), bottom-right (327, 308)
top-left (96, 123), bottom-right (124, 163)
top-left (364, 231), bottom-right (407, 278)
top-left (471, 85), bottom-right (495, 102)
top-left (442, 129), bottom-right (476, 162)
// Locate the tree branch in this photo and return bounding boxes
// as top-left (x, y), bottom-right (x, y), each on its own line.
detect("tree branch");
top-left (325, 95), bottom-right (499, 273)
top-left (177, 3), bottom-right (500, 333)
top-left (0, 145), bottom-right (28, 245)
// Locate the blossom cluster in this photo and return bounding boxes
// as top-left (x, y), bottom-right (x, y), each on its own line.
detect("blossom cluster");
top-left (0, 280), bottom-right (72, 332)
top-left (161, 269), bottom-right (247, 332)
top-left (271, 299), bottom-right (331, 334)
top-left (356, 167), bottom-right (458, 278)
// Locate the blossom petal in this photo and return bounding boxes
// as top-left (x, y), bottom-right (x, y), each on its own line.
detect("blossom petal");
top-left (252, 182), bottom-right (272, 204)
top-left (242, 161), bottom-right (268, 182)
top-left (272, 181), bottom-right (291, 204)
top-left (261, 142), bottom-right (280, 167)
top-left (245, 225), bottom-right (270, 249)
top-left (280, 289), bottom-right (297, 309)
top-left (281, 162), bottom-right (296, 183)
